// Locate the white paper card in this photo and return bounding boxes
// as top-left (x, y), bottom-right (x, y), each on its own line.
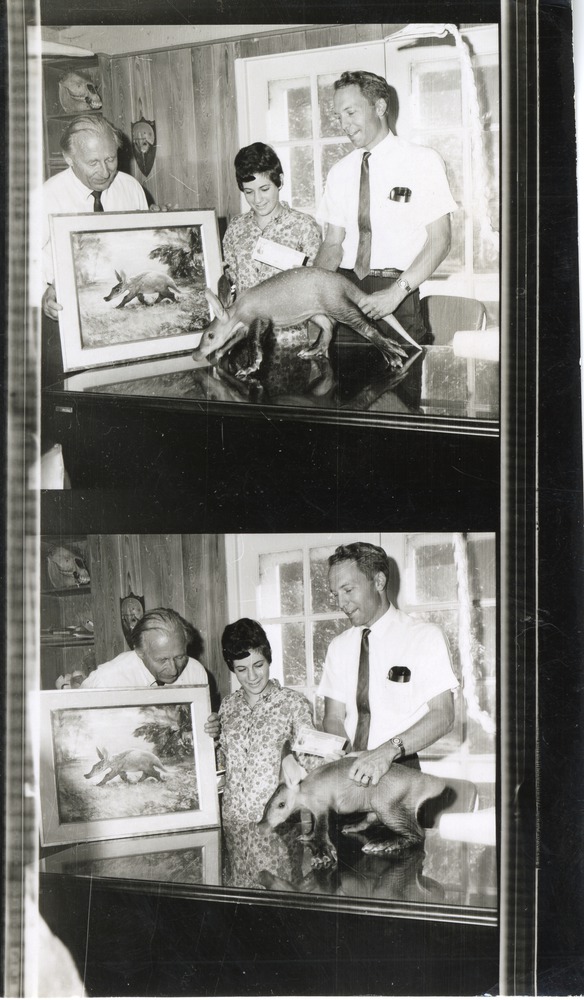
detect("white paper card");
top-left (252, 237), bottom-right (308, 270)
top-left (292, 727), bottom-right (347, 757)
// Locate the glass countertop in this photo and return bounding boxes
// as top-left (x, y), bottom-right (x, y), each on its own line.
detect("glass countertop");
top-left (41, 812), bottom-right (497, 924)
top-left (45, 331), bottom-right (499, 435)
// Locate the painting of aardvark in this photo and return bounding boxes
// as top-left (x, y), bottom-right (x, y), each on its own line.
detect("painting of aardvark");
top-left (50, 702), bottom-right (199, 824)
top-left (71, 224), bottom-right (210, 349)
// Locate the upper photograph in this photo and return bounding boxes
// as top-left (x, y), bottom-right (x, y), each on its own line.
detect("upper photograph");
top-left (32, 22), bottom-right (500, 489)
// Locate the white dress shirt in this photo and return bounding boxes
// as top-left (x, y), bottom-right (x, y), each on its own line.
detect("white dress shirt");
top-left (317, 604), bottom-right (459, 749)
top-left (317, 132), bottom-right (458, 271)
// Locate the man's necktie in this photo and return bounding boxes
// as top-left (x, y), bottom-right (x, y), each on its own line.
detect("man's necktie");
top-left (91, 191), bottom-right (104, 212)
top-left (353, 627), bottom-right (371, 750)
top-left (353, 151), bottom-right (371, 280)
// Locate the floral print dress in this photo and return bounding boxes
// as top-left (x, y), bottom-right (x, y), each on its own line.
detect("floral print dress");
top-left (218, 679), bottom-right (318, 888)
top-left (222, 202), bottom-right (322, 350)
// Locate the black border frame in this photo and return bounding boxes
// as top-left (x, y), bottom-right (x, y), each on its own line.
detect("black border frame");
top-left (4, 1), bottom-right (584, 995)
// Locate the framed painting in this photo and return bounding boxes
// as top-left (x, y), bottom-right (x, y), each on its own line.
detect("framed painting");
top-left (40, 829), bottom-right (222, 886)
top-left (50, 209), bottom-right (223, 371)
top-left (37, 686), bottom-right (220, 846)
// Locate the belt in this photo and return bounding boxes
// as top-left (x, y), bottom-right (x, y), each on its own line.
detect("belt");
top-left (367, 268), bottom-right (402, 278)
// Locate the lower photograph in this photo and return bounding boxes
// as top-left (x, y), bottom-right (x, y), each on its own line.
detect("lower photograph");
top-left (36, 531), bottom-right (499, 996)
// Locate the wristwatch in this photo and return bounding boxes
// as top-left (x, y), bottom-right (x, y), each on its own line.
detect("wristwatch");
top-left (396, 276), bottom-right (412, 295)
top-left (390, 736), bottom-right (406, 759)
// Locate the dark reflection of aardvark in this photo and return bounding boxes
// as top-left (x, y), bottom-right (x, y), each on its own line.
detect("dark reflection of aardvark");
top-left (191, 267), bottom-right (408, 378)
top-left (84, 746), bottom-right (169, 785)
top-left (260, 755), bottom-right (446, 868)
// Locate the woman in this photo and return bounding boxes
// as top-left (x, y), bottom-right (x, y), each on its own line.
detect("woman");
top-left (212, 618), bottom-right (319, 888)
top-left (223, 142), bottom-right (322, 293)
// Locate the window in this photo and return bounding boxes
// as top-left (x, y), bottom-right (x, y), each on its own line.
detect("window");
top-left (235, 42), bottom-right (386, 217)
top-left (235, 25), bottom-right (499, 304)
top-left (226, 532), bottom-right (496, 789)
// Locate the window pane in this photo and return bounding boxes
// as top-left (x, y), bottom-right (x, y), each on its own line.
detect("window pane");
top-left (467, 535), bottom-right (496, 600)
top-left (473, 130), bottom-right (500, 272)
top-left (413, 65), bottom-right (462, 128)
top-left (415, 133), bottom-right (464, 270)
top-left (475, 61), bottom-right (500, 126)
top-left (321, 141), bottom-right (352, 190)
top-left (406, 536), bottom-right (457, 605)
top-left (258, 550), bottom-right (303, 617)
top-left (266, 622), bottom-right (307, 687)
top-left (268, 78), bottom-right (312, 141)
top-left (312, 618), bottom-right (347, 685)
top-left (317, 74), bottom-right (339, 137)
top-left (309, 545), bottom-right (337, 613)
top-left (288, 146), bottom-right (316, 213)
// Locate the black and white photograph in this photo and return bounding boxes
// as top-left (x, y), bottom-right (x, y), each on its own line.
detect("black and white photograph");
top-left (3, 1), bottom-right (583, 997)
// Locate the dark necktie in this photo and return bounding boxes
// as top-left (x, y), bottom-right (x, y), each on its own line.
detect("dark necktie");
top-left (353, 627), bottom-right (371, 750)
top-left (91, 190), bottom-right (104, 212)
top-left (353, 151), bottom-right (371, 280)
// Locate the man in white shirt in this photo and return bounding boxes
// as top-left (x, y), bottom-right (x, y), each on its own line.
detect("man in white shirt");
top-left (318, 542), bottom-right (459, 787)
top-left (42, 115), bottom-right (148, 322)
top-left (315, 70), bottom-right (457, 349)
top-left (40, 115), bottom-right (149, 387)
top-left (82, 607), bottom-right (209, 688)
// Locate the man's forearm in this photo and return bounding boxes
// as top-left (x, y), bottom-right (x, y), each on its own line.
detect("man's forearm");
top-left (314, 242), bottom-right (343, 271)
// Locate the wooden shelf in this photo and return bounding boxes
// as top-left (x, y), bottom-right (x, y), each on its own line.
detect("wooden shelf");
top-left (41, 636), bottom-right (95, 648)
top-left (41, 585), bottom-right (91, 598)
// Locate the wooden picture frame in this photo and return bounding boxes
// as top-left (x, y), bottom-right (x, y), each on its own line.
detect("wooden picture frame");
top-left (40, 828), bottom-right (222, 886)
top-left (50, 209), bottom-right (223, 371)
top-left (38, 686), bottom-right (219, 846)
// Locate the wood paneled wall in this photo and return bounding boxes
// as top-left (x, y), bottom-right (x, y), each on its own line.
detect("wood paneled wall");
top-left (100, 24), bottom-right (407, 222)
top-left (87, 534), bottom-right (228, 701)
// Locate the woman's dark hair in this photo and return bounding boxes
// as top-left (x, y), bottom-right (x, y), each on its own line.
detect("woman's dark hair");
top-left (328, 542), bottom-right (390, 587)
top-left (234, 142), bottom-right (283, 191)
top-left (221, 618), bottom-right (272, 671)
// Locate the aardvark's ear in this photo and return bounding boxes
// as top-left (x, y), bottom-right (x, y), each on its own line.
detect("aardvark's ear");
top-left (204, 287), bottom-right (227, 320)
top-left (280, 753), bottom-right (307, 788)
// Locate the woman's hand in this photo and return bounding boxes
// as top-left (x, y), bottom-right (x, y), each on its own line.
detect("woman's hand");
top-left (204, 712), bottom-right (221, 739)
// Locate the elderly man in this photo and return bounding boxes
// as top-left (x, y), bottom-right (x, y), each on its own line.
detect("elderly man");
top-left (318, 542), bottom-right (459, 787)
top-left (82, 608), bottom-right (208, 688)
top-left (42, 115), bottom-right (148, 322)
top-left (314, 70), bottom-right (457, 347)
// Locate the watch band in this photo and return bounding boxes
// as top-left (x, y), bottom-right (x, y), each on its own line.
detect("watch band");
top-left (396, 276), bottom-right (412, 295)
top-left (391, 736), bottom-right (406, 758)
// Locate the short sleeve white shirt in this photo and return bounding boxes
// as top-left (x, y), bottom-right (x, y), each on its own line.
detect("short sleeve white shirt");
top-left (81, 649), bottom-right (208, 688)
top-left (316, 133), bottom-right (458, 271)
top-left (317, 604), bottom-right (459, 749)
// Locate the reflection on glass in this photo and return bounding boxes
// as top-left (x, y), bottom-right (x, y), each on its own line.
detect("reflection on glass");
top-left (268, 78), bottom-right (312, 141)
top-left (258, 549), bottom-right (303, 617)
top-left (413, 65), bottom-right (462, 128)
top-left (288, 145), bottom-right (315, 212)
top-left (222, 819), bottom-right (305, 889)
top-left (312, 619), bottom-right (347, 686)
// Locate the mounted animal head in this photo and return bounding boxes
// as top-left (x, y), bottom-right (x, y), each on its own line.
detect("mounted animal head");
top-left (58, 71), bottom-right (102, 114)
top-left (46, 546), bottom-right (90, 589)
